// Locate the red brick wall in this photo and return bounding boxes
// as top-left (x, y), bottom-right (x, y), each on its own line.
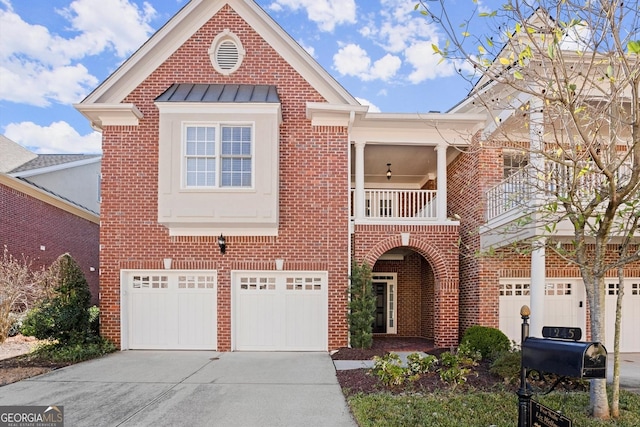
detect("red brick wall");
top-left (0, 183), bottom-right (100, 304)
top-left (354, 224), bottom-right (459, 347)
top-left (98, 5), bottom-right (349, 350)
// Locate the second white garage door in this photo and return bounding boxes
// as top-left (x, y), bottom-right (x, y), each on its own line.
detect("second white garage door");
top-left (232, 271), bottom-right (328, 351)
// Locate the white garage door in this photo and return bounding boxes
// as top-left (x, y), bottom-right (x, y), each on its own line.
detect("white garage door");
top-left (499, 280), bottom-right (585, 344)
top-left (605, 280), bottom-right (640, 353)
top-left (500, 278), bottom-right (640, 352)
top-left (124, 271), bottom-right (217, 350)
top-left (232, 271), bottom-right (328, 351)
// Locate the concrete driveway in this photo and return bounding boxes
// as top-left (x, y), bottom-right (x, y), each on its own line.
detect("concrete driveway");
top-left (0, 351), bottom-right (356, 427)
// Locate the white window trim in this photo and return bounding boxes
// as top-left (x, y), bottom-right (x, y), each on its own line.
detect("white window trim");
top-left (181, 121), bottom-right (255, 190)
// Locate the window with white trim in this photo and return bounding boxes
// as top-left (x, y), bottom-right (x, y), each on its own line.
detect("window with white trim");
top-left (184, 124), bottom-right (253, 188)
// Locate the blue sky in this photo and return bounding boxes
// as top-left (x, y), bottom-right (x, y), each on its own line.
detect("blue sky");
top-left (0, 0), bottom-right (492, 154)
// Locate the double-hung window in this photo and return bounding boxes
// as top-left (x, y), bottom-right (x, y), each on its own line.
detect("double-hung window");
top-left (184, 124), bottom-right (253, 188)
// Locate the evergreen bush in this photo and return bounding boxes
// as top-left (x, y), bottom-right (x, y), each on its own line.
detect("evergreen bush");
top-left (21, 254), bottom-right (92, 345)
top-left (461, 325), bottom-right (511, 360)
top-left (348, 262), bottom-right (376, 349)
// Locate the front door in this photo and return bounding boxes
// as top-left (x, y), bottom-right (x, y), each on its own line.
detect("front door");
top-left (373, 282), bottom-right (386, 333)
top-left (372, 274), bottom-right (397, 334)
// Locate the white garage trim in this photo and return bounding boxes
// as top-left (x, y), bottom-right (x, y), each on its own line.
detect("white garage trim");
top-left (231, 270), bottom-right (328, 351)
top-left (121, 270), bottom-right (217, 350)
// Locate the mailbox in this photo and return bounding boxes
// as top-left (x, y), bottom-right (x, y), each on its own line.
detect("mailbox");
top-left (522, 337), bottom-right (607, 379)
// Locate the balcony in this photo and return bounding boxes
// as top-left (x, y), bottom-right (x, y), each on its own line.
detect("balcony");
top-left (482, 161), bottom-right (635, 249)
top-left (351, 189), bottom-right (438, 222)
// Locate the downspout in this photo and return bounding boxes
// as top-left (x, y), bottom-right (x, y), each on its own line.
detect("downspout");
top-left (346, 109), bottom-right (355, 349)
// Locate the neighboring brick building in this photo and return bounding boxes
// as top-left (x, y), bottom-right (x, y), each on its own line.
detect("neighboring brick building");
top-left (0, 174), bottom-right (100, 303)
top-left (75, 0), bottom-right (639, 352)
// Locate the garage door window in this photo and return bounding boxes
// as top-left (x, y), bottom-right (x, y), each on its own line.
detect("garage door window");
top-left (179, 275), bottom-right (216, 289)
top-left (286, 276), bottom-right (322, 291)
top-left (132, 275), bottom-right (168, 289)
top-left (240, 276), bottom-right (276, 290)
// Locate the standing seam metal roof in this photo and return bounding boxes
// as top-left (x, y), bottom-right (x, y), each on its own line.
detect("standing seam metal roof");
top-left (155, 84), bottom-right (280, 103)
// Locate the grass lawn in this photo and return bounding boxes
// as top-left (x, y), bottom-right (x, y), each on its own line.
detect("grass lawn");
top-left (348, 390), bottom-right (640, 427)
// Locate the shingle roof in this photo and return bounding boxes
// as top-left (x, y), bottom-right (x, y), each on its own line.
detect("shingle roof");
top-left (155, 84), bottom-right (280, 103)
top-left (9, 154), bottom-right (101, 173)
top-left (15, 177), bottom-right (99, 216)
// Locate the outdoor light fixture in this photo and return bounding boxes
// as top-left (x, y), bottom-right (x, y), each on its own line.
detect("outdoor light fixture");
top-left (218, 234), bottom-right (226, 254)
top-left (386, 163), bottom-right (392, 180)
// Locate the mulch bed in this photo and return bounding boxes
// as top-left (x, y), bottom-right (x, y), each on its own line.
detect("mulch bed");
top-left (331, 336), bottom-right (587, 396)
top-left (0, 354), bottom-right (71, 386)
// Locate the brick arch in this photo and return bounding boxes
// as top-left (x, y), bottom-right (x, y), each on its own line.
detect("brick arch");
top-left (362, 235), bottom-right (454, 286)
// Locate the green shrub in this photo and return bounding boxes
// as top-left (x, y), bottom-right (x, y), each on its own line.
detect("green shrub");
top-left (438, 342), bottom-right (480, 389)
top-left (461, 325), bottom-right (511, 360)
top-left (348, 262), bottom-right (376, 349)
top-left (21, 254), bottom-right (92, 345)
top-left (406, 353), bottom-right (438, 375)
top-left (371, 353), bottom-right (406, 386)
top-left (88, 305), bottom-right (100, 336)
top-left (31, 337), bottom-right (116, 363)
top-left (490, 348), bottom-right (522, 385)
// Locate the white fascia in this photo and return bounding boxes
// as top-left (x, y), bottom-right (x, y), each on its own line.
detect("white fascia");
top-left (73, 103), bottom-right (143, 130)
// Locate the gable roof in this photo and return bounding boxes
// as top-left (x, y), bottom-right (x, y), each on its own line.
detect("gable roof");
top-left (76, 0), bottom-right (358, 128)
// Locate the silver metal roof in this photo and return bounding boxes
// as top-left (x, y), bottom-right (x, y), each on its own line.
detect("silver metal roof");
top-left (155, 84), bottom-right (280, 103)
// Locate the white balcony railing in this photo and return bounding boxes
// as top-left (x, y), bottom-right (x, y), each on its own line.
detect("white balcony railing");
top-left (486, 161), bottom-right (634, 221)
top-left (351, 189), bottom-right (438, 220)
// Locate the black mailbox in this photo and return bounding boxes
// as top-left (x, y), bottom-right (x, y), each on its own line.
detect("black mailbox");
top-left (522, 337), bottom-right (607, 379)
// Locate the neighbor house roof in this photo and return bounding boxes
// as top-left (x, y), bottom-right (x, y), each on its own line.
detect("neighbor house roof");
top-left (9, 154), bottom-right (101, 174)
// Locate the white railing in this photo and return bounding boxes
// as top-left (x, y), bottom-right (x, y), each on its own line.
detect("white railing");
top-left (486, 161), bottom-right (635, 221)
top-left (486, 169), bottom-right (533, 220)
top-left (351, 189), bottom-right (438, 220)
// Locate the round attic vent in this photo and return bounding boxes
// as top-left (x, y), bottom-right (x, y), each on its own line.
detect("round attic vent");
top-left (209, 29), bottom-right (245, 75)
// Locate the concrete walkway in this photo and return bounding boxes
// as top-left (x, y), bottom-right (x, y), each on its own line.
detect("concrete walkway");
top-left (0, 351), bottom-right (356, 427)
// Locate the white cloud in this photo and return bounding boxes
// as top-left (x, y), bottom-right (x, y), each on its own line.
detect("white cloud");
top-left (298, 41), bottom-right (316, 58)
top-left (405, 40), bottom-right (458, 83)
top-left (0, 0), bottom-right (155, 106)
top-left (60, 0), bottom-right (157, 58)
top-left (4, 121), bottom-right (102, 154)
top-left (355, 97), bottom-right (381, 112)
top-left (333, 43), bottom-right (400, 81)
top-left (268, 0), bottom-right (356, 32)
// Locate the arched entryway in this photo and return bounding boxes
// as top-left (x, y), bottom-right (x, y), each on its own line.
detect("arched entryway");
top-left (357, 232), bottom-right (459, 348)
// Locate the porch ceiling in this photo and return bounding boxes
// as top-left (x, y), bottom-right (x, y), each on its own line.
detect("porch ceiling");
top-left (350, 144), bottom-right (461, 187)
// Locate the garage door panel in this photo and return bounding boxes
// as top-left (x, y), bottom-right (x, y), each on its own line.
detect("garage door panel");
top-left (125, 271), bottom-right (217, 350)
top-left (236, 293), bottom-right (280, 350)
top-left (284, 293), bottom-right (326, 350)
top-left (605, 281), bottom-right (640, 353)
top-left (177, 291), bottom-right (217, 348)
top-left (234, 272), bottom-right (328, 351)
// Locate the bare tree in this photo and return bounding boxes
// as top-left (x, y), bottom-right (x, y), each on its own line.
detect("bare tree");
top-left (417, 0), bottom-right (640, 419)
top-left (0, 246), bottom-right (51, 343)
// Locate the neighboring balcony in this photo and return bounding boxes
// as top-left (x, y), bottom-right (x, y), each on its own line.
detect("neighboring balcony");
top-left (350, 189), bottom-right (438, 222)
top-left (481, 161), bottom-right (635, 249)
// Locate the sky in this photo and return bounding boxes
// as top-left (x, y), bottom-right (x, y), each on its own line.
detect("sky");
top-left (0, 0), bottom-right (492, 154)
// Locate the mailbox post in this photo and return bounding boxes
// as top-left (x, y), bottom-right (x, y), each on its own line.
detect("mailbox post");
top-left (517, 305), bottom-right (532, 427)
top-left (517, 307), bottom-right (607, 427)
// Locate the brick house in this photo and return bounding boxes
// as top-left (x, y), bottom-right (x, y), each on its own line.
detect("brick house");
top-left (0, 136), bottom-right (100, 302)
top-left (75, 0), bottom-right (639, 352)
